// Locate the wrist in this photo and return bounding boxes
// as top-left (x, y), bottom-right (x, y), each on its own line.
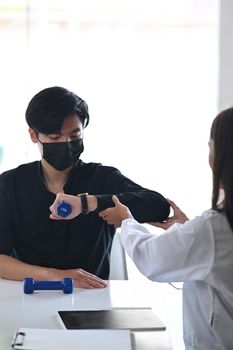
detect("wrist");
top-left (77, 193), bottom-right (98, 214)
top-left (122, 213), bottom-right (133, 221)
top-left (87, 195), bottom-right (98, 212)
top-left (78, 193), bottom-right (89, 214)
top-left (45, 268), bottom-right (61, 280)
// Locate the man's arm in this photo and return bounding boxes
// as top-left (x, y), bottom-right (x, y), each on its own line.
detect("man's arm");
top-left (92, 166), bottom-right (170, 223)
top-left (0, 254), bottom-right (52, 281)
top-left (0, 254), bottom-right (107, 288)
top-left (49, 167), bottom-right (170, 223)
top-left (99, 196), bottom-right (188, 228)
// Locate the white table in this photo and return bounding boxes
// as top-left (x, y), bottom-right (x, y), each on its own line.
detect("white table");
top-left (0, 279), bottom-right (184, 350)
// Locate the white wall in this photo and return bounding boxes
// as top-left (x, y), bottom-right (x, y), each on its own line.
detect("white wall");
top-left (218, 0), bottom-right (233, 109)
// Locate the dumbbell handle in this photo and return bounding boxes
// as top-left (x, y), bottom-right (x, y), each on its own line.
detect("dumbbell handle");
top-left (32, 281), bottom-right (65, 290)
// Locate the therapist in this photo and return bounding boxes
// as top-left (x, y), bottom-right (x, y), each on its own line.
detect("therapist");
top-left (54, 107), bottom-right (233, 348)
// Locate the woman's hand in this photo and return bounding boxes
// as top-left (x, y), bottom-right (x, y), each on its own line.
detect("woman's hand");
top-left (149, 199), bottom-right (189, 230)
top-left (99, 195), bottom-right (133, 228)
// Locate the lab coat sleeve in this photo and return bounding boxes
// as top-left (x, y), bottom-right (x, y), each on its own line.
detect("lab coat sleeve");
top-left (120, 215), bottom-right (215, 282)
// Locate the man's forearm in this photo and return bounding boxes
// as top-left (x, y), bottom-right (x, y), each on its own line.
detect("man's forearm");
top-left (0, 254), bottom-right (56, 281)
top-left (0, 254), bottom-right (108, 289)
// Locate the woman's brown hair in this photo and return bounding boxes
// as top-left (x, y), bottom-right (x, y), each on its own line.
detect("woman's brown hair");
top-left (211, 107), bottom-right (233, 230)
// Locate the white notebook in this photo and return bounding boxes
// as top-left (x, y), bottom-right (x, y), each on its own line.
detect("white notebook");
top-left (11, 328), bottom-right (132, 350)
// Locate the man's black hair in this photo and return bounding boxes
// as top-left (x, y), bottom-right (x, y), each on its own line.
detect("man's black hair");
top-left (25, 86), bottom-right (90, 134)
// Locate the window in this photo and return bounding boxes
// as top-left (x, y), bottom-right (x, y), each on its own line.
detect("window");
top-left (0, 0), bottom-right (218, 227)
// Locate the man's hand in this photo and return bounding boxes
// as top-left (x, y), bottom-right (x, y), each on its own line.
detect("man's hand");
top-left (49, 193), bottom-right (82, 220)
top-left (99, 195), bottom-right (133, 228)
top-left (50, 193), bottom-right (98, 220)
top-left (149, 199), bottom-right (189, 230)
top-left (55, 268), bottom-right (107, 289)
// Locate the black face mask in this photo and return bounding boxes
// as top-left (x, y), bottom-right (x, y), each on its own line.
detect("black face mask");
top-left (39, 138), bottom-right (84, 171)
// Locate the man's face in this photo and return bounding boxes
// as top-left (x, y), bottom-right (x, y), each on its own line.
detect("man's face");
top-left (29, 114), bottom-right (83, 157)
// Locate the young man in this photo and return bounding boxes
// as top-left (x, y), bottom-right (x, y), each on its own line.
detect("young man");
top-left (0, 86), bottom-right (170, 288)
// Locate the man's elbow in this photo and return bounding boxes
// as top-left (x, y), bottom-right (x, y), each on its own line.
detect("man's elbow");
top-left (160, 199), bottom-right (170, 222)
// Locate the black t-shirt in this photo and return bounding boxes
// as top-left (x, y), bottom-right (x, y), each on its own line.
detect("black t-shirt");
top-left (0, 160), bottom-right (169, 279)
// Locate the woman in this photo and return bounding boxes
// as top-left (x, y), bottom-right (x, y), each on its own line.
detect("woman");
top-left (97, 108), bottom-right (233, 349)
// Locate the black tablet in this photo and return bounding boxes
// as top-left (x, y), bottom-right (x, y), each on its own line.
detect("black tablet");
top-left (57, 308), bottom-right (166, 331)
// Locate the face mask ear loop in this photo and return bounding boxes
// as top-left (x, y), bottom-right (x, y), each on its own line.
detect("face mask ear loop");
top-left (32, 129), bottom-right (42, 145)
top-left (37, 139), bottom-right (43, 146)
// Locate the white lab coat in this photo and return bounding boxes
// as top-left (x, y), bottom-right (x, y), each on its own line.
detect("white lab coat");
top-left (121, 210), bottom-right (233, 349)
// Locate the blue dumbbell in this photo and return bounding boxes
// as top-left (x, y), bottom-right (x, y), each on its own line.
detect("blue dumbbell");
top-left (56, 201), bottom-right (72, 218)
top-left (23, 278), bottom-right (73, 294)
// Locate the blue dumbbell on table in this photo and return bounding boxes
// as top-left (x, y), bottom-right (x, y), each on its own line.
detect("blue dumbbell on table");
top-left (23, 278), bottom-right (73, 294)
top-left (56, 201), bottom-right (72, 218)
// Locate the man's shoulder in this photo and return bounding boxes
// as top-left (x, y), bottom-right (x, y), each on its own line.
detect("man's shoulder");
top-left (77, 160), bottom-right (119, 175)
top-left (0, 161), bottom-right (39, 183)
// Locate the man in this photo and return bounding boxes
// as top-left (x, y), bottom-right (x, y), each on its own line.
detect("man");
top-left (0, 86), bottom-right (170, 288)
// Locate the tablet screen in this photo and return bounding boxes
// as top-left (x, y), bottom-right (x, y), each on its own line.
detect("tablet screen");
top-left (57, 308), bottom-right (165, 331)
